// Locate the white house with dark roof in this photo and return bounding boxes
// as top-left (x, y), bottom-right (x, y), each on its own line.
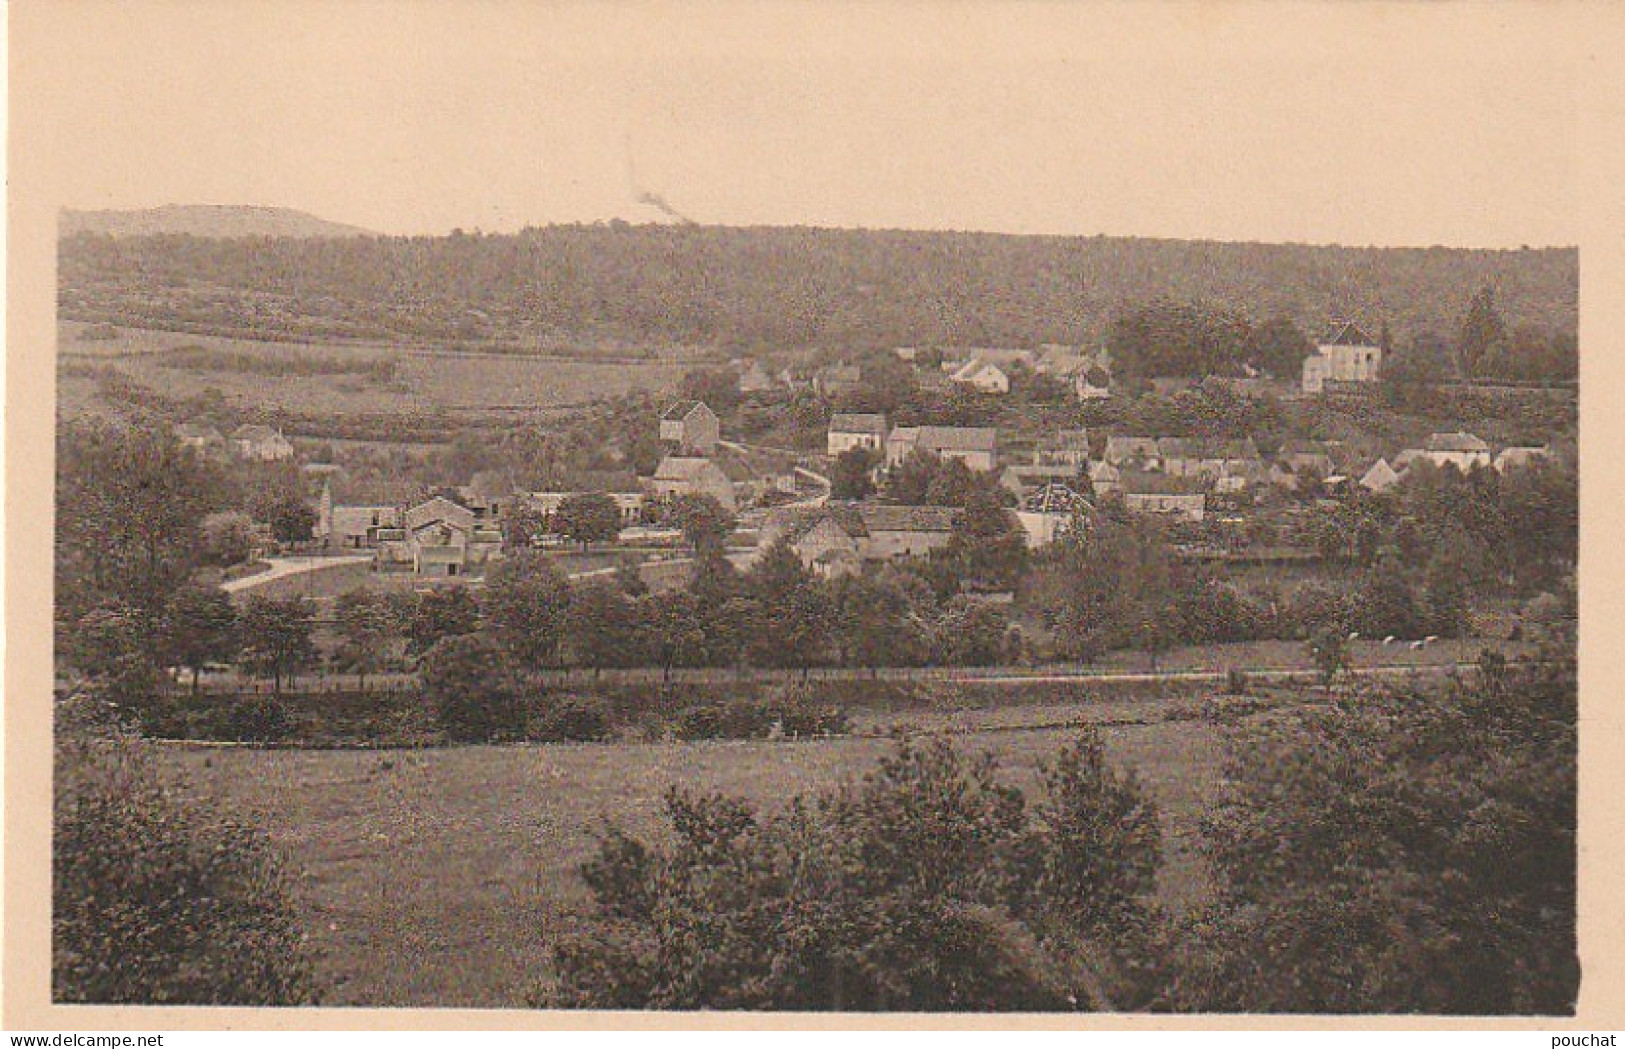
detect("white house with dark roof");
top-left (1302, 321), bottom-right (1383, 394)
top-left (827, 413), bottom-right (890, 456)
top-left (658, 400), bottom-right (720, 454)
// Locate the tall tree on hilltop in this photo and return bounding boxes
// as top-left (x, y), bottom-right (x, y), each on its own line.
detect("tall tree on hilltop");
top-left (1458, 285), bottom-right (1507, 379)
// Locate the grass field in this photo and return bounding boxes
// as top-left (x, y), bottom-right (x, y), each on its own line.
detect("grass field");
top-left (56, 322), bottom-right (689, 422)
top-left (161, 693), bottom-right (1237, 1007)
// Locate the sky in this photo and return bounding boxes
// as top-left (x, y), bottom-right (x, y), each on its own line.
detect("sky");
top-left (20, 0), bottom-right (1590, 248)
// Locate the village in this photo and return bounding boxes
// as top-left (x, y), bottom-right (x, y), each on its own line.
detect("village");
top-left (172, 320), bottom-right (1562, 601)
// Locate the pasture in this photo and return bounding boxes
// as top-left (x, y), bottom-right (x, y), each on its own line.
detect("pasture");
top-left (162, 697), bottom-right (1234, 1008)
top-left (55, 321), bottom-right (689, 422)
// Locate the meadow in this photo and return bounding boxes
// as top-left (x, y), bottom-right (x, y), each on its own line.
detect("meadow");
top-left (161, 692), bottom-right (1237, 1008)
top-left (56, 321), bottom-right (689, 423)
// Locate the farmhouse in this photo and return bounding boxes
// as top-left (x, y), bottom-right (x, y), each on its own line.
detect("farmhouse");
top-left (947, 357), bottom-right (1011, 395)
top-left (1033, 428), bottom-right (1091, 468)
top-left (1015, 483), bottom-right (1088, 549)
top-left (658, 400), bottom-right (720, 454)
top-left (1301, 321), bottom-right (1383, 395)
top-left (1117, 471), bottom-right (1206, 522)
top-left (175, 421), bottom-right (225, 454)
top-left (1278, 439), bottom-right (1336, 478)
top-left (1088, 460), bottom-right (1123, 495)
top-left (375, 495), bottom-right (504, 577)
top-left (1034, 345), bottom-right (1088, 379)
top-left (1157, 437), bottom-right (1262, 484)
top-left (827, 413), bottom-right (890, 456)
top-left (812, 363), bottom-right (864, 398)
top-left (886, 426), bottom-right (999, 472)
top-left (1101, 435), bottom-right (1160, 468)
top-left (1417, 431), bottom-right (1493, 472)
top-left (1000, 464), bottom-right (1084, 503)
top-left (737, 360), bottom-right (775, 395)
top-left (1358, 457), bottom-right (1403, 494)
top-left (229, 424), bottom-right (295, 462)
top-left (648, 455), bottom-right (738, 512)
top-left (762, 502), bottom-right (960, 572)
top-left (527, 473), bottom-right (648, 530)
top-left (1495, 445), bottom-right (1552, 472)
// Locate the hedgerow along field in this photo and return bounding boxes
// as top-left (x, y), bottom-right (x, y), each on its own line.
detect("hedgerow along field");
top-left (56, 321), bottom-right (693, 422)
top-left (160, 691), bottom-right (1233, 1008)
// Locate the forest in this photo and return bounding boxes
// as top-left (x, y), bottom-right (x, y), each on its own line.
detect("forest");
top-left (58, 225), bottom-right (1577, 354)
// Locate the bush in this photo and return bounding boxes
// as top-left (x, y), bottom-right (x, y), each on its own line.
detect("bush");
top-left (420, 634), bottom-right (526, 743)
top-left (674, 698), bottom-right (777, 741)
top-left (532, 695), bottom-right (615, 743)
top-left (53, 697), bottom-right (317, 1004)
top-left (545, 732), bottom-right (1163, 1010)
top-left (764, 682), bottom-right (851, 739)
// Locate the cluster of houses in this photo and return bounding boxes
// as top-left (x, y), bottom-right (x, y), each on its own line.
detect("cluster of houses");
top-left (738, 321), bottom-right (1386, 406)
top-left (177, 339), bottom-right (1553, 583)
top-left (249, 399), bottom-right (821, 579)
top-left (175, 421), bottom-right (296, 462)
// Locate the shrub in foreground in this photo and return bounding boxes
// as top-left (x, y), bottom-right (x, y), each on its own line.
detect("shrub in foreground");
top-left (544, 731), bottom-right (1162, 1010)
top-left (53, 696), bottom-right (316, 1005)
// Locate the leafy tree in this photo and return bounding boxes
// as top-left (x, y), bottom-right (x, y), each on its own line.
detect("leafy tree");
top-left (1034, 509), bottom-right (1185, 668)
top-left (554, 492), bottom-right (624, 549)
top-left (56, 419), bottom-right (223, 625)
top-left (881, 450), bottom-right (943, 505)
top-left (678, 367), bottom-right (744, 415)
top-left (1249, 314), bottom-right (1313, 379)
top-left (745, 540), bottom-right (830, 672)
top-left (238, 596), bottom-right (317, 696)
top-left (54, 700), bottom-right (317, 1005)
top-left (637, 590), bottom-right (709, 681)
top-left (504, 501), bottom-right (546, 552)
top-left (941, 489), bottom-right (1029, 589)
top-left (1165, 660), bottom-right (1577, 1013)
top-left (671, 493), bottom-right (734, 557)
top-left (482, 550), bottom-right (571, 670)
top-left (931, 597), bottom-right (1011, 666)
top-left (1458, 284), bottom-right (1507, 378)
top-left (1108, 299), bottom-right (1254, 384)
top-left (265, 495), bottom-right (319, 547)
top-left (330, 590), bottom-right (402, 691)
top-left (1307, 626), bottom-right (1347, 688)
top-left (419, 632), bottom-right (525, 743)
top-left (404, 585), bottom-right (480, 663)
top-left (567, 580), bottom-right (645, 675)
top-left (829, 447), bottom-right (876, 500)
top-left (159, 584), bottom-right (239, 695)
top-left (546, 731), bottom-right (1163, 1011)
top-left (64, 605), bottom-right (164, 713)
top-left (829, 573), bottom-right (924, 671)
top-left (199, 510), bottom-right (256, 568)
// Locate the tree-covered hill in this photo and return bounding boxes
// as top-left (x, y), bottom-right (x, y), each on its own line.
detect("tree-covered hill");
top-left (58, 224), bottom-right (1577, 353)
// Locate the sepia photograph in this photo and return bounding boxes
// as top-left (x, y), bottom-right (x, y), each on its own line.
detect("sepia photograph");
top-left (6, 0), bottom-right (1616, 1031)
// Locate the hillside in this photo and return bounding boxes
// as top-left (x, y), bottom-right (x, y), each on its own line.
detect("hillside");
top-left (57, 223), bottom-right (1577, 352)
top-left (60, 205), bottom-right (373, 240)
